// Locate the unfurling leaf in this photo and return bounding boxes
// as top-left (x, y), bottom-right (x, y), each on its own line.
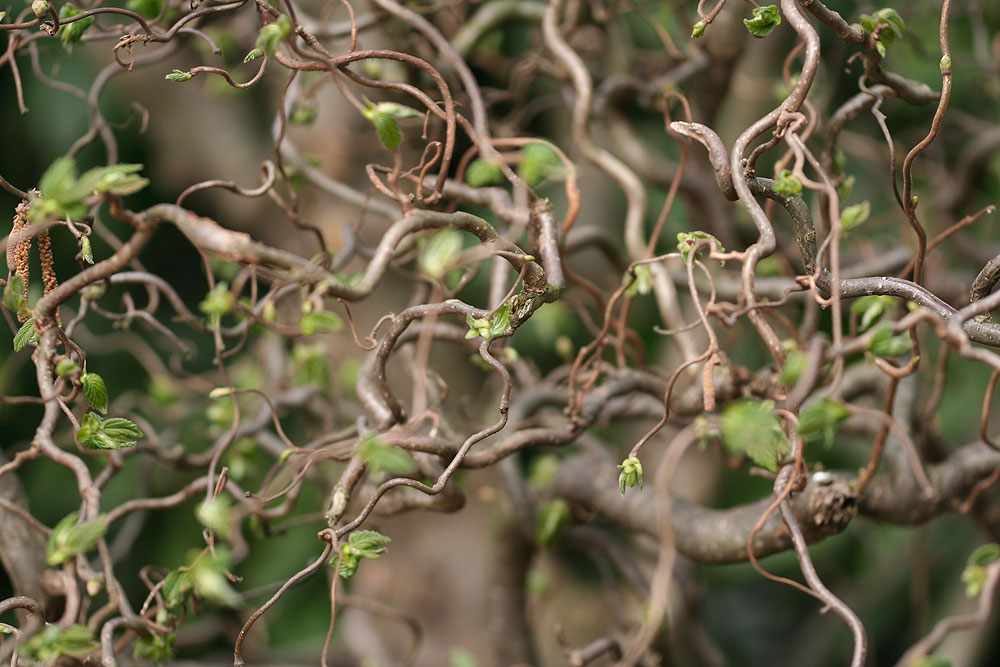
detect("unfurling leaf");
top-left (841, 201), bottom-right (871, 231)
top-left (851, 295), bottom-right (895, 332)
top-left (76, 412), bottom-right (143, 450)
top-left (465, 159), bottom-right (505, 187)
top-left (617, 456), bottom-right (644, 495)
top-left (58, 4), bottom-right (93, 53)
top-left (420, 228), bottom-right (464, 278)
top-left (333, 530), bottom-right (391, 578)
top-left (868, 324), bottom-right (912, 358)
top-left (744, 5), bottom-right (781, 38)
top-left (47, 512), bottom-right (109, 565)
top-left (81, 372), bottom-right (108, 413)
top-left (721, 399), bottom-right (789, 472)
top-left (358, 434), bottom-right (416, 478)
top-left (691, 20), bottom-right (706, 38)
top-left (13, 318), bottom-right (37, 352)
top-left (517, 142), bottom-right (564, 187)
top-left (797, 397), bottom-right (850, 448)
top-left (535, 498), bottom-right (571, 547)
top-left (299, 310), bottom-right (344, 336)
top-left (165, 69), bottom-right (193, 82)
top-left (772, 169), bottom-right (802, 196)
top-left (677, 231), bottom-right (725, 264)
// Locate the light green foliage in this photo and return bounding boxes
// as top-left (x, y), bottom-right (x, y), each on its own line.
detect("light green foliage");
top-left (56, 359), bottom-right (80, 377)
top-left (617, 456), bottom-right (643, 495)
top-left (126, 0), bottom-right (163, 18)
top-left (81, 371), bottom-right (108, 413)
top-left (517, 142), bottom-right (564, 187)
top-left (910, 658), bottom-right (952, 667)
top-left (449, 647), bottom-right (480, 667)
top-left (358, 434), bottom-right (416, 478)
top-left (772, 169), bottom-right (802, 196)
top-left (361, 99), bottom-right (413, 150)
top-left (797, 397), bottom-right (850, 448)
top-left (939, 55), bottom-right (951, 72)
top-left (58, 4), bottom-right (93, 52)
top-left (528, 454), bottom-right (561, 489)
top-left (133, 632), bottom-right (175, 663)
top-left (299, 309), bottom-right (344, 335)
top-left (47, 512), bottom-right (109, 565)
top-left (13, 318), bottom-right (37, 351)
top-left (19, 624), bottom-right (99, 661)
top-left (691, 20), bottom-right (706, 38)
top-left (841, 201), bottom-right (871, 231)
top-left (256, 14), bottom-right (291, 59)
top-left (28, 157), bottom-right (149, 222)
top-left (721, 399), bottom-right (789, 472)
top-left (677, 231), bottom-right (725, 264)
top-left (859, 8), bottom-right (905, 58)
top-left (535, 498), bottom-right (571, 547)
top-left (961, 543), bottom-right (1000, 597)
top-left (196, 496), bottom-right (233, 539)
top-left (76, 412), bottom-right (144, 450)
top-left (165, 69), bottom-right (192, 82)
top-left (744, 5), bottom-right (781, 38)
top-left (2, 274), bottom-right (29, 320)
top-left (624, 264), bottom-right (652, 297)
top-left (465, 159), bottom-right (505, 187)
top-left (30, 158), bottom-right (148, 221)
top-left (290, 101), bottom-right (318, 125)
top-left (190, 548), bottom-right (241, 606)
top-left (781, 343), bottom-right (805, 387)
top-left (868, 324), bottom-right (912, 358)
top-left (332, 530), bottom-right (391, 578)
top-left (837, 174), bottom-right (856, 202)
top-left (244, 47), bottom-right (264, 63)
top-left (199, 282), bottom-right (234, 324)
top-left (293, 342), bottom-right (331, 391)
top-left (79, 235), bottom-right (94, 263)
top-left (466, 303), bottom-right (511, 340)
top-left (851, 295), bottom-right (895, 332)
top-left (420, 228), bottom-right (464, 278)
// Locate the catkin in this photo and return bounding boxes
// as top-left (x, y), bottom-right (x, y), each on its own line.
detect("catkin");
top-left (9, 199), bottom-right (31, 322)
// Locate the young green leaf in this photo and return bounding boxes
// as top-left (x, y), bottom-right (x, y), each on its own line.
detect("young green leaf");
top-left (299, 310), bottom-right (344, 336)
top-left (372, 112), bottom-right (401, 150)
top-left (721, 399), bottom-right (789, 472)
top-left (81, 372), bottom-right (108, 413)
top-left (196, 497), bottom-right (232, 539)
top-left (47, 512), bottom-right (109, 565)
top-left (691, 20), bottom-right (706, 38)
top-left (80, 236), bottom-right (94, 264)
top-left (58, 4), bottom-right (93, 52)
top-left (133, 632), bottom-right (175, 663)
top-left (358, 434), bottom-right (416, 478)
top-left (199, 282), bottom-right (234, 323)
top-left (617, 456), bottom-right (644, 495)
top-left (333, 530), bottom-right (391, 578)
top-left (535, 498), bottom-right (571, 548)
top-left (677, 231), bottom-right (725, 264)
top-left (623, 264), bottom-right (652, 297)
top-left (256, 14), bottom-right (292, 58)
top-left (420, 228), bottom-right (464, 279)
top-left (56, 359), bottom-right (80, 377)
top-left (76, 412), bottom-right (143, 450)
top-left (165, 69), bottom-right (193, 82)
top-left (2, 274), bottom-right (25, 315)
top-left (489, 303), bottom-right (512, 338)
top-left (465, 159), bottom-right (505, 187)
top-left (797, 397), bottom-right (850, 448)
top-left (851, 295), bottom-right (894, 332)
top-left (190, 549), bottom-right (241, 607)
top-left (841, 201), bottom-right (871, 231)
top-left (13, 318), bottom-right (37, 352)
top-left (125, 0), bottom-right (163, 18)
top-left (868, 324), bottom-right (912, 358)
top-left (744, 5), bottom-right (781, 38)
top-left (772, 169), bottom-right (802, 196)
top-left (20, 624), bottom-right (99, 661)
top-left (517, 142), bottom-right (564, 187)
top-left (373, 102), bottom-right (424, 119)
